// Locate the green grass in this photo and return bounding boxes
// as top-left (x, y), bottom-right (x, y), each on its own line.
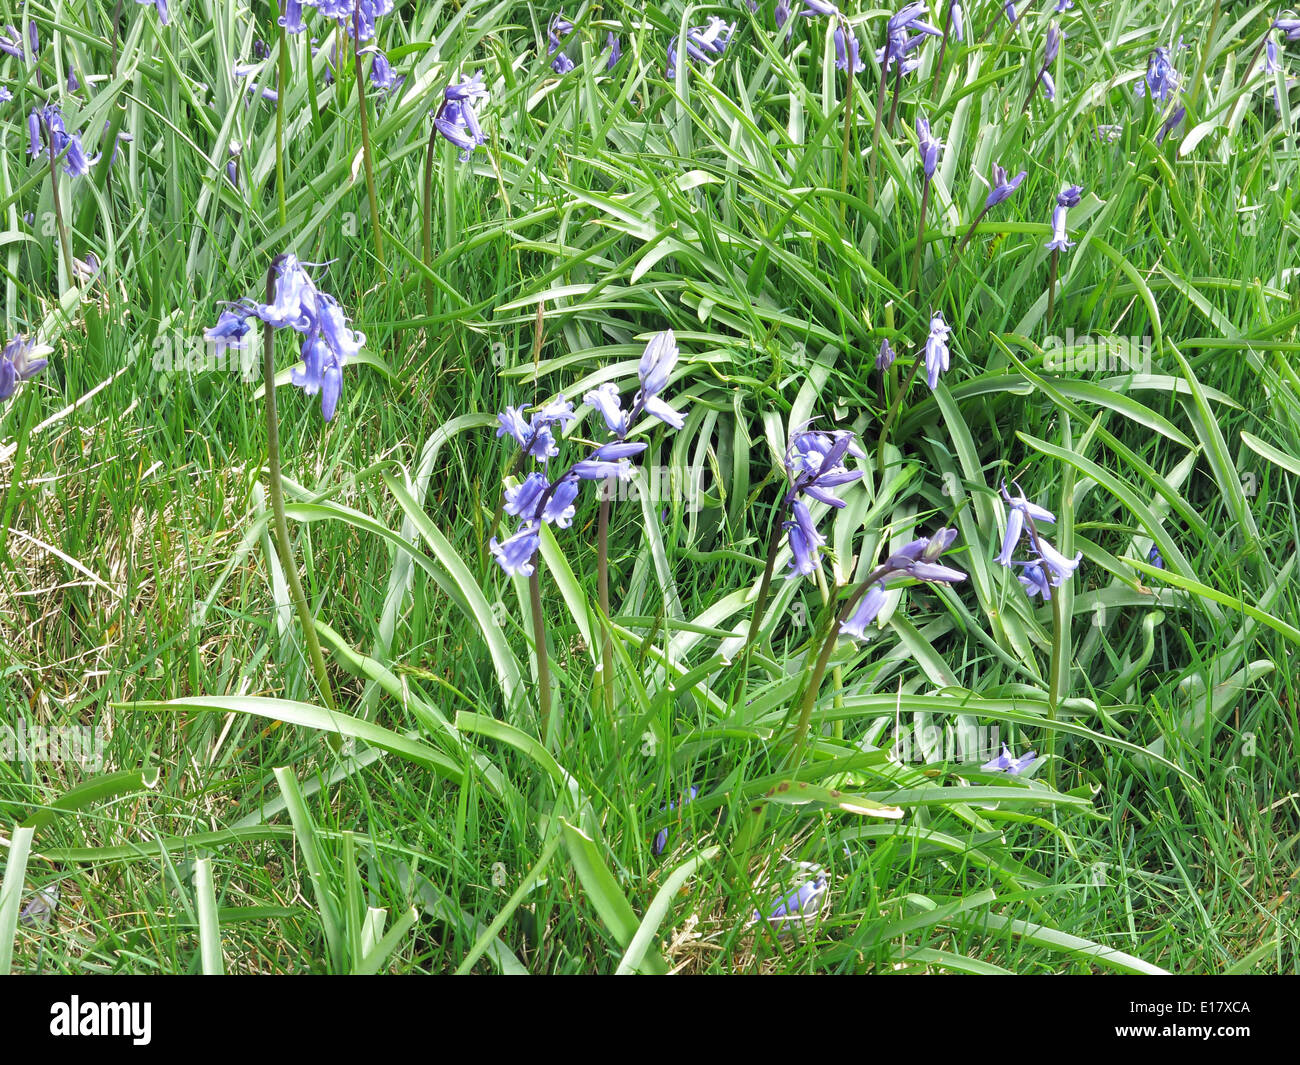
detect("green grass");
top-left (1, 0), bottom-right (1299, 974)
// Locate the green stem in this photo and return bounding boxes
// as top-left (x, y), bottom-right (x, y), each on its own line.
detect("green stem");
top-left (352, 2), bottom-right (384, 262)
top-left (422, 121), bottom-right (438, 320)
top-left (731, 503), bottom-right (786, 711)
top-left (597, 488), bottom-right (615, 717)
top-left (838, 58), bottom-right (856, 224)
top-left (910, 178), bottom-right (930, 298)
top-left (1045, 245), bottom-right (1060, 330)
top-left (262, 261), bottom-right (337, 714)
top-left (868, 58), bottom-right (888, 201)
top-left (529, 569), bottom-right (552, 745)
top-left (275, 23), bottom-right (288, 230)
top-left (46, 131), bottom-right (75, 287)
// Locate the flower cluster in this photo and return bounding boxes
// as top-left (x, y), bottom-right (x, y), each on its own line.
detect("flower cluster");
top-left (205, 254), bottom-right (364, 422)
top-left (995, 481), bottom-right (1082, 600)
top-left (281, 0), bottom-right (393, 41)
top-left (780, 426), bottom-right (865, 577)
top-left (839, 527), bottom-right (967, 638)
top-left (916, 113), bottom-right (942, 181)
top-left (548, 14), bottom-right (574, 74)
top-left (28, 105), bottom-right (95, 177)
top-left (666, 17), bottom-right (736, 77)
top-left (0, 335), bottom-right (50, 401)
top-left (434, 72), bottom-right (489, 158)
top-left (1138, 45), bottom-right (1180, 103)
top-left (877, 1), bottom-right (942, 76)
top-left (985, 162), bottom-right (1027, 209)
top-left (1037, 22), bottom-right (1062, 101)
top-left (490, 331), bottom-right (686, 577)
top-left (1045, 183), bottom-right (1082, 252)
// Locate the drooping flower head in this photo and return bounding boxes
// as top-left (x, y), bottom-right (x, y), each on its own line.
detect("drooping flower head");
top-left (982, 745), bottom-right (1038, 773)
top-left (780, 425), bottom-right (865, 577)
top-left (434, 71), bottom-right (489, 159)
top-left (916, 113), bottom-right (942, 180)
top-left (28, 105), bottom-right (96, 177)
top-left (994, 480), bottom-right (1082, 599)
top-left (1139, 46), bottom-right (1179, 103)
top-left (134, 0), bottom-right (170, 24)
top-left (985, 162), bottom-right (1026, 208)
top-left (924, 310), bottom-right (951, 389)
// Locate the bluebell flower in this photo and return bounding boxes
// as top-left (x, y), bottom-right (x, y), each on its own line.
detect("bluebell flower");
top-left (1054, 0), bottom-right (1074, 9)
top-left (776, 0), bottom-right (793, 32)
top-left (1274, 18), bottom-right (1300, 42)
top-left (840, 580), bottom-right (887, 639)
top-left (28, 105), bottom-right (97, 177)
top-left (834, 24), bottom-right (866, 72)
top-left (877, 337), bottom-right (896, 371)
top-left (1096, 122), bottom-right (1123, 143)
top-left (634, 329), bottom-right (686, 429)
top-left (1147, 544), bottom-right (1164, 569)
top-left (0, 26), bottom-right (23, 60)
top-left (652, 786), bottom-right (699, 856)
top-left (982, 744), bottom-right (1037, 773)
top-left (1156, 104), bottom-right (1185, 145)
top-left (784, 426), bottom-right (864, 509)
top-left (572, 456), bottom-right (637, 481)
top-left (584, 382), bottom-right (629, 436)
top-left (496, 401), bottom-right (572, 460)
top-left (948, 1), bottom-right (965, 42)
top-left (916, 113), bottom-right (942, 180)
top-left (924, 310), bottom-right (950, 389)
top-left (368, 49), bottom-right (403, 93)
top-left (753, 867), bottom-right (828, 924)
top-left (1138, 46), bottom-right (1179, 103)
top-left (280, 0), bottom-right (307, 34)
top-left (210, 254), bottom-right (364, 422)
top-left (0, 87), bottom-right (12, 102)
top-left (314, 0), bottom-right (393, 41)
top-left (68, 69), bottom-right (79, 92)
top-left (434, 72), bottom-right (489, 159)
top-left (135, 0), bottom-right (170, 24)
top-left (1045, 204), bottom-right (1073, 251)
top-left (1016, 560), bottom-right (1053, 599)
top-left (1003, 1), bottom-right (1019, 24)
top-left (799, 0), bottom-right (840, 16)
top-left (889, 526), bottom-right (967, 583)
top-left (0, 335), bottom-right (51, 401)
top-left (1037, 22), bottom-right (1062, 100)
top-left (685, 17), bottom-right (736, 64)
top-left (995, 483), bottom-right (1055, 565)
top-left (606, 32), bottom-right (622, 70)
top-left (204, 305), bottom-right (257, 352)
top-left (490, 522), bottom-right (542, 577)
top-left (505, 472), bottom-right (581, 528)
top-left (1057, 183), bottom-right (1083, 208)
top-left (985, 163), bottom-right (1026, 208)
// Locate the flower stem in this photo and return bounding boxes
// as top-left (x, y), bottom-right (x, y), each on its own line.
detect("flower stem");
top-left (262, 262), bottom-right (337, 715)
top-left (868, 58), bottom-right (889, 201)
top-left (838, 60), bottom-right (856, 224)
top-left (528, 569), bottom-right (552, 745)
top-left (45, 131), bottom-right (75, 287)
top-left (275, 23), bottom-right (288, 230)
top-left (875, 346), bottom-right (926, 479)
top-left (421, 122), bottom-right (438, 320)
top-left (929, 5), bottom-right (952, 100)
top-left (597, 487), bottom-right (615, 717)
top-left (731, 504), bottom-right (786, 711)
top-left (353, 1), bottom-right (384, 262)
top-left (910, 178), bottom-right (931, 297)
top-left (1045, 245), bottom-right (1060, 330)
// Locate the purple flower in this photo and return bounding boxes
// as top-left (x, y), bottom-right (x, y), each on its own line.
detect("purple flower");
top-left (1274, 18), bottom-right (1300, 42)
top-left (753, 868), bottom-right (828, 924)
top-left (0, 87), bottom-right (10, 102)
top-left (28, 105), bottom-right (97, 177)
top-left (204, 305), bottom-right (257, 351)
top-left (1148, 545), bottom-right (1164, 569)
top-left (834, 24), bottom-right (866, 72)
top-left (985, 163), bottom-right (1026, 208)
top-left (916, 113), bottom-right (942, 179)
top-left (652, 786), bottom-right (699, 856)
top-left (0, 26), bottom-right (23, 60)
top-left (1003, 1), bottom-right (1019, 24)
top-left (924, 310), bottom-right (950, 389)
top-left (584, 382), bottom-right (628, 436)
top-left (135, 0), bottom-right (170, 24)
top-left (1139, 46), bottom-right (1179, 103)
top-left (995, 483), bottom-right (1056, 566)
top-left (634, 330), bottom-right (686, 429)
top-left (1057, 183), bottom-right (1083, 208)
top-left (368, 49), bottom-right (403, 93)
top-left (0, 335), bottom-right (50, 401)
top-left (981, 745), bottom-right (1038, 773)
top-left (1156, 104), bottom-right (1185, 145)
top-left (877, 338), bottom-right (896, 371)
top-left (1017, 560), bottom-right (1053, 599)
top-left (840, 581), bottom-right (887, 639)
top-left (490, 522), bottom-right (542, 577)
top-left (799, 0), bottom-right (840, 16)
top-left (606, 32), bottom-right (622, 70)
top-left (1045, 203), bottom-right (1073, 252)
top-left (784, 426), bottom-right (865, 509)
top-left (434, 72), bottom-right (489, 159)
